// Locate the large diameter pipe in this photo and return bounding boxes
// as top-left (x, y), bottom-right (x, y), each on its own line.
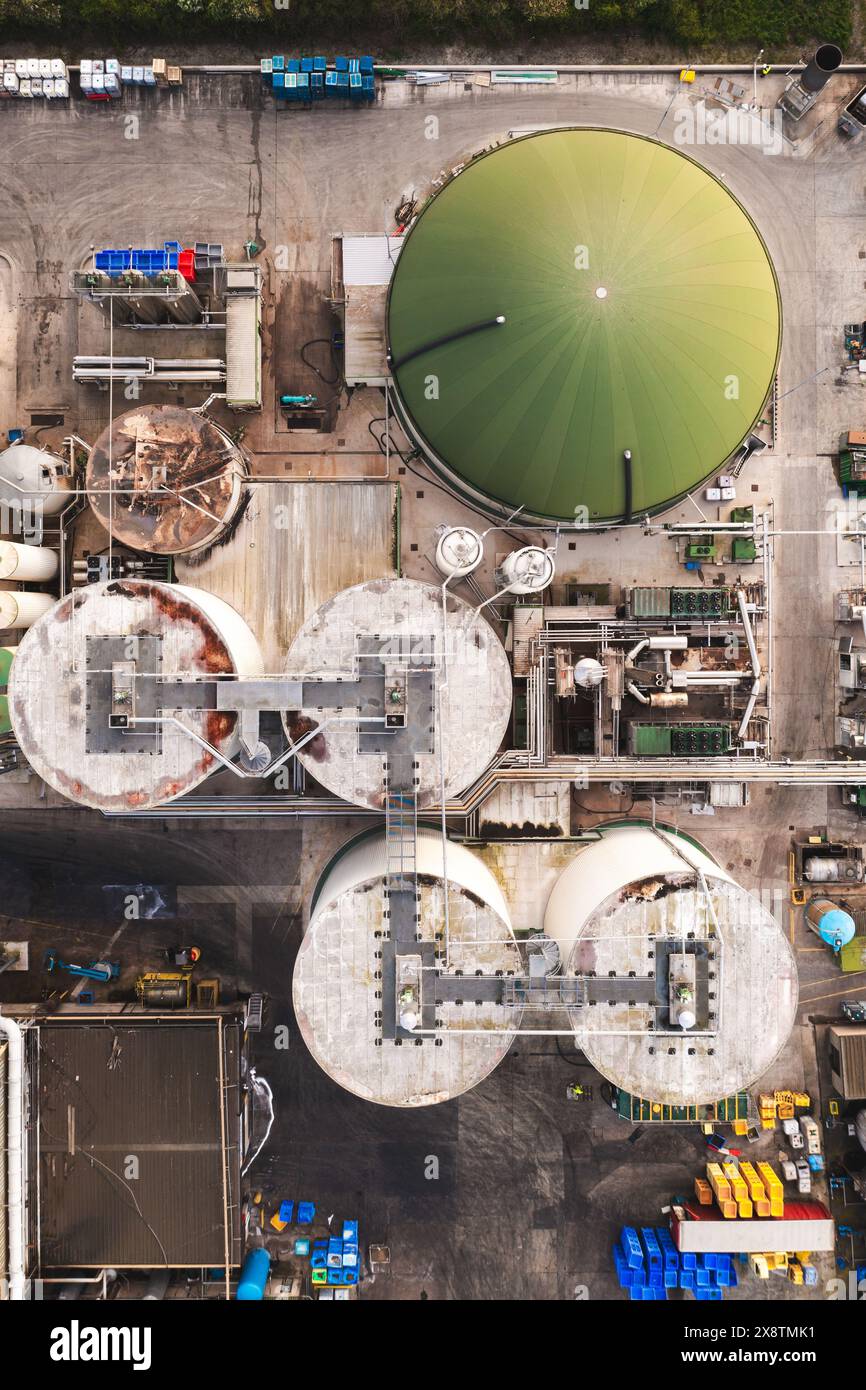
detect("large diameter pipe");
top-left (0, 1012), bottom-right (25, 1301)
top-left (625, 634), bottom-right (688, 664)
top-left (0, 541), bottom-right (59, 582)
top-left (737, 680), bottom-right (762, 741)
top-left (800, 44), bottom-right (843, 93)
top-left (736, 589), bottom-right (762, 680)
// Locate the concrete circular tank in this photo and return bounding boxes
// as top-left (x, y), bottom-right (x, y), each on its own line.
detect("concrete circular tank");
top-left (282, 578), bottom-right (512, 810)
top-left (543, 824), bottom-right (798, 1106)
top-left (8, 579), bottom-right (263, 811)
top-left (293, 829), bottom-right (522, 1106)
top-left (85, 404), bottom-right (247, 556)
top-left (387, 129), bottom-right (781, 524)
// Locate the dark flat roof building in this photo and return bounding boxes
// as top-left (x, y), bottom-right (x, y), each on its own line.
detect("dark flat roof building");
top-left (30, 1013), bottom-right (245, 1269)
top-left (829, 1025), bottom-right (866, 1101)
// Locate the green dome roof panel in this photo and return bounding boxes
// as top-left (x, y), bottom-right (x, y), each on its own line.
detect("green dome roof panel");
top-left (387, 130), bottom-right (781, 523)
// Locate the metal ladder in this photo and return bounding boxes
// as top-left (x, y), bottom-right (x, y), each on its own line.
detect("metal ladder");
top-left (385, 784), bottom-right (418, 895)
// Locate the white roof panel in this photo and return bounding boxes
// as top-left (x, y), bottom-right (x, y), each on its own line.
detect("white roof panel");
top-left (341, 235), bottom-right (403, 286)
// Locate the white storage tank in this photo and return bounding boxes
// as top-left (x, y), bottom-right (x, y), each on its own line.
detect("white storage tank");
top-left (498, 546), bottom-right (555, 594)
top-left (0, 591), bottom-right (56, 629)
top-left (282, 577), bottom-right (512, 810)
top-left (434, 525), bottom-right (483, 579)
top-left (8, 579), bottom-right (263, 810)
top-left (0, 443), bottom-right (73, 517)
top-left (543, 823), bottom-right (798, 1106)
top-left (293, 829), bottom-right (522, 1106)
top-left (0, 540), bottom-right (59, 582)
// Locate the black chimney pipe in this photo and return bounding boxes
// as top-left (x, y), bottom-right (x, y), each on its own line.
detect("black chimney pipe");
top-left (800, 43), bottom-right (843, 94)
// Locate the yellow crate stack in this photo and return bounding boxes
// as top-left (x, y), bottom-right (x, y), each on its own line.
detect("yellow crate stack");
top-left (722, 1161), bottom-right (753, 1219)
top-left (694, 1176), bottom-right (714, 1206)
top-left (738, 1161), bottom-right (771, 1218)
top-left (757, 1161), bottom-right (785, 1218)
top-left (706, 1162), bottom-right (737, 1218)
top-left (758, 1093), bottom-right (777, 1129)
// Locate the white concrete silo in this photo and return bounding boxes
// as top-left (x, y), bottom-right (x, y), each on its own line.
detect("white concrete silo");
top-left (543, 824), bottom-right (798, 1107)
top-left (8, 579), bottom-right (263, 811)
top-left (293, 829), bottom-right (522, 1106)
top-left (282, 577), bottom-right (512, 811)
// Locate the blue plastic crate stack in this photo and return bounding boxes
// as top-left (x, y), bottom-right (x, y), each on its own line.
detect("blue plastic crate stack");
top-left (311, 1219), bottom-right (360, 1292)
top-left (261, 55), bottom-right (375, 104)
top-left (95, 241), bottom-right (182, 277)
top-left (614, 1226), bottom-right (738, 1301)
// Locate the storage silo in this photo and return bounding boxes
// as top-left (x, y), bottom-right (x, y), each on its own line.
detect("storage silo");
top-left (0, 541), bottom-right (59, 582)
top-left (8, 579), bottom-right (263, 811)
top-left (388, 129), bottom-right (781, 524)
top-left (282, 578), bottom-right (512, 810)
top-left (293, 829), bottom-right (522, 1106)
top-left (805, 898), bottom-right (856, 952)
top-left (543, 824), bottom-right (798, 1106)
top-left (0, 591), bottom-right (56, 629)
top-left (85, 405), bottom-right (247, 556)
top-left (0, 443), bottom-right (73, 516)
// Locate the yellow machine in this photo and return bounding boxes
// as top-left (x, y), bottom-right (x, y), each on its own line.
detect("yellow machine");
top-left (135, 970), bottom-right (191, 1009)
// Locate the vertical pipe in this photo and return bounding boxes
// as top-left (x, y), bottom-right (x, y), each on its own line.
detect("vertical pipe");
top-left (216, 1017), bottom-right (231, 1301)
top-left (0, 1012), bottom-right (25, 1301)
top-left (800, 44), bottom-right (842, 94)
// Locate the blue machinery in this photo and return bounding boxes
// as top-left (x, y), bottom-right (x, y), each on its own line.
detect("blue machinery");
top-left (44, 950), bottom-right (120, 984)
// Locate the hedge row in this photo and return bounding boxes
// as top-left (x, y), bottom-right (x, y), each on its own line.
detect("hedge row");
top-left (0, 0), bottom-right (853, 49)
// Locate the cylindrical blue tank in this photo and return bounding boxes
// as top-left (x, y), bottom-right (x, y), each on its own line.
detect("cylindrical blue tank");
top-left (236, 1248), bottom-right (270, 1300)
top-left (806, 898), bottom-right (856, 951)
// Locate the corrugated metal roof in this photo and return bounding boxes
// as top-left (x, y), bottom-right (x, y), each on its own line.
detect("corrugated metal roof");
top-left (838, 1027), bottom-right (866, 1099)
top-left (0, 1039), bottom-right (6, 1276)
top-left (340, 238), bottom-right (403, 383)
top-left (226, 295), bottom-right (261, 407)
top-left (176, 482), bottom-right (399, 673)
top-left (341, 236), bottom-right (403, 286)
top-left (37, 1020), bottom-right (242, 1268)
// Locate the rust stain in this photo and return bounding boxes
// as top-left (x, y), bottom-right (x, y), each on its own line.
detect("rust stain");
top-left (86, 404), bottom-right (244, 556)
top-left (205, 709), bottom-right (237, 745)
top-left (108, 580), bottom-right (234, 674)
top-left (286, 712), bottom-right (326, 761)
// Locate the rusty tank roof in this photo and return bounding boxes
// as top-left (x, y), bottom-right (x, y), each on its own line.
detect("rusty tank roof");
top-left (86, 404), bottom-right (246, 556)
top-left (7, 580), bottom-right (257, 812)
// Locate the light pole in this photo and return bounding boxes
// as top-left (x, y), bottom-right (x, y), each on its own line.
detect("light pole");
top-left (753, 48), bottom-right (764, 107)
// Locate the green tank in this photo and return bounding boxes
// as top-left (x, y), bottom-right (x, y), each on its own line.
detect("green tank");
top-left (388, 129), bottom-right (781, 524)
